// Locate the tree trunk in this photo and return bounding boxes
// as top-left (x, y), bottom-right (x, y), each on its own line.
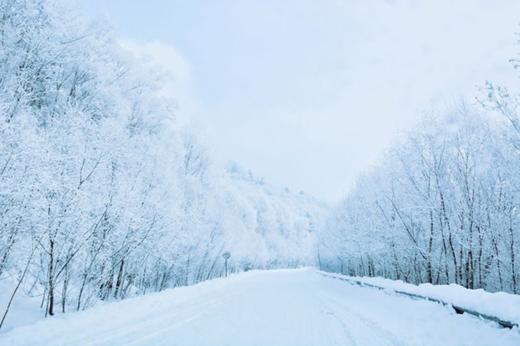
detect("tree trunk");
top-left (113, 259), bottom-right (125, 299)
top-left (47, 239), bottom-right (55, 317)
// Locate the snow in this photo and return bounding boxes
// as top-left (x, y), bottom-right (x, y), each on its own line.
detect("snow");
top-left (1, 269), bottom-right (519, 345)
top-left (0, 277), bottom-right (42, 332)
top-left (328, 273), bottom-right (520, 327)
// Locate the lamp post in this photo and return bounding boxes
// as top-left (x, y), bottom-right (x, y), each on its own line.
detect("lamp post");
top-left (222, 252), bottom-right (231, 277)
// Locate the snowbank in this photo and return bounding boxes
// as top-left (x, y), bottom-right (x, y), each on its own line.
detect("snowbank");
top-left (322, 272), bottom-right (520, 327)
top-left (0, 277), bottom-right (43, 332)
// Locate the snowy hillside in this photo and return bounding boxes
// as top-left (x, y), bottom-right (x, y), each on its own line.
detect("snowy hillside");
top-left (221, 164), bottom-right (326, 267)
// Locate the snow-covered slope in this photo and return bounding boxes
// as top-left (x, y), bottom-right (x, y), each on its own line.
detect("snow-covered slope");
top-left (0, 278), bottom-right (42, 332)
top-left (1, 269), bottom-right (518, 346)
top-left (331, 274), bottom-right (520, 327)
top-left (218, 164), bottom-right (326, 267)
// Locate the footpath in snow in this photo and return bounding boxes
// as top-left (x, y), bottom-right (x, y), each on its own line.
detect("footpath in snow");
top-left (1, 268), bottom-right (519, 346)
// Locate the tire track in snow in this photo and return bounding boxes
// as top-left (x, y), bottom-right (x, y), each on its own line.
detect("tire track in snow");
top-left (60, 291), bottom-right (239, 346)
top-left (312, 272), bottom-right (406, 346)
top-left (320, 291), bottom-right (405, 346)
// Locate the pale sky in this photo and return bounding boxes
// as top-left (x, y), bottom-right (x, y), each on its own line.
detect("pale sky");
top-left (81, 0), bottom-right (520, 202)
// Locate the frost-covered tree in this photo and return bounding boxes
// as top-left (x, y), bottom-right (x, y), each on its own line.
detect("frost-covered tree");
top-left (0, 0), bottom-right (324, 325)
top-left (321, 106), bottom-right (520, 293)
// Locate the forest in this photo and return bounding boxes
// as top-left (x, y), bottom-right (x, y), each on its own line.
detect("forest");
top-left (0, 0), bottom-right (323, 323)
top-left (321, 93), bottom-right (520, 294)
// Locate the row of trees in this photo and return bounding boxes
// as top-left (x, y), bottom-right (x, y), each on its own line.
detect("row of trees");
top-left (0, 0), bottom-right (322, 325)
top-left (321, 75), bottom-right (520, 293)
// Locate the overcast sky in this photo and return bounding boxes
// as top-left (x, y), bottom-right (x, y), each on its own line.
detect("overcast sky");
top-left (81, 0), bottom-right (520, 202)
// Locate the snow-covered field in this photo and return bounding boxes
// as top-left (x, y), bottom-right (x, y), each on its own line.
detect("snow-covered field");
top-left (1, 269), bottom-right (519, 346)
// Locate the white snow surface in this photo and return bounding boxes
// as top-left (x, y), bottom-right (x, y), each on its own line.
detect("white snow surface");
top-left (0, 278), bottom-right (42, 332)
top-left (1, 269), bottom-right (519, 346)
top-left (333, 274), bottom-right (520, 327)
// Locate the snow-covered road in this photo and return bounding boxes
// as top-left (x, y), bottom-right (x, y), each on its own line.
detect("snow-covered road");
top-left (1, 269), bottom-right (519, 345)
